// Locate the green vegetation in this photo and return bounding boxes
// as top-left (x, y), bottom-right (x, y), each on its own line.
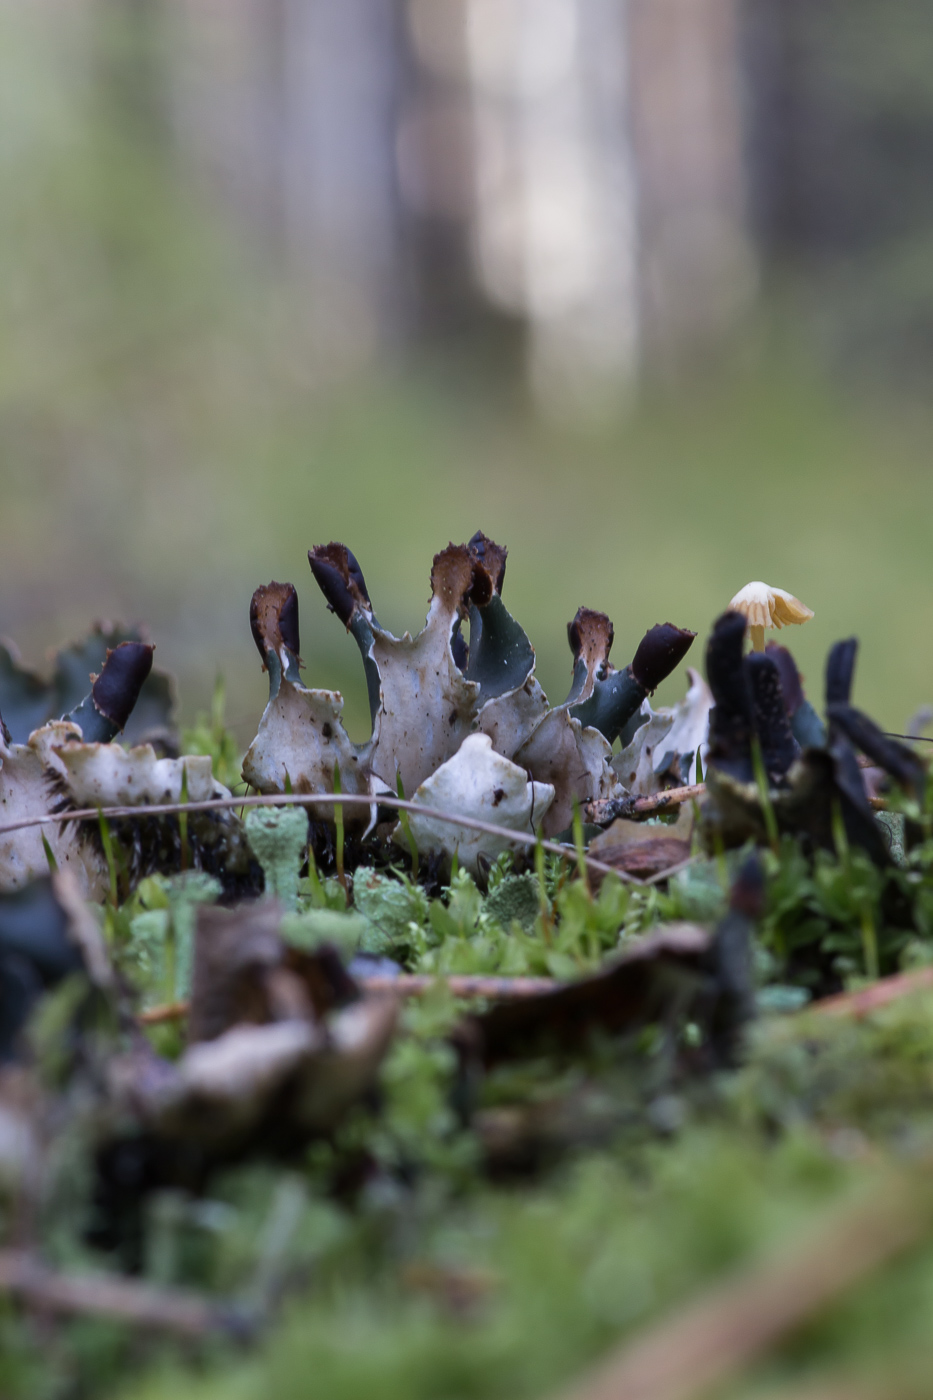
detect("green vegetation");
top-left (2, 13), bottom-right (933, 1400)
top-left (1, 773), bottom-right (933, 1398)
top-left (10, 958), bottom-right (933, 1399)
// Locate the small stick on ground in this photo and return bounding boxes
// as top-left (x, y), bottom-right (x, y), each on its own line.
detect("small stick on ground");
top-left (585, 784), bottom-right (706, 824)
top-left (551, 1171), bottom-right (931, 1400)
top-left (0, 1249), bottom-right (249, 1339)
top-left (585, 782), bottom-right (888, 824)
top-left (138, 974), bottom-right (563, 1025)
top-left (0, 793), bottom-right (647, 886)
top-left (363, 974), bottom-right (558, 999)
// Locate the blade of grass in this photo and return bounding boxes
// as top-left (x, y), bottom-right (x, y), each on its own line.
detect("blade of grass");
top-left (751, 737), bottom-right (780, 854)
top-left (305, 840), bottom-right (325, 907)
top-left (535, 832), bottom-right (552, 942)
top-left (395, 772), bottom-right (419, 880)
top-left (333, 763), bottom-right (346, 893)
top-left (41, 833), bottom-right (59, 875)
top-left (571, 800), bottom-right (590, 898)
top-left (179, 764), bottom-right (190, 873)
top-left (98, 812), bottom-right (118, 910)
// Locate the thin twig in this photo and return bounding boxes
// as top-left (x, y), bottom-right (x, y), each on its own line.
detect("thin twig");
top-left (0, 792), bottom-right (648, 886)
top-left (138, 974), bottom-right (564, 1025)
top-left (586, 781), bottom-right (889, 822)
top-left (552, 1171), bottom-right (931, 1400)
top-left (0, 1249), bottom-right (249, 1339)
top-left (360, 974), bottom-right (558, 998)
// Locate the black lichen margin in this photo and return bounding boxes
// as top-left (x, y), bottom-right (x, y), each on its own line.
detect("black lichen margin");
top-left (573, 621), bottom-right (696, 746)
top-left (250, 582), bottom-right (301, 666)
top-left (63, 642), bottom-right (154, 742)
top-left (91, 644), bottom-right (155, 732)
top-left (308, 544), bottom-right (372, 627)
top-left (631, 623), bottom-right (696, 694)
top-left (744, 652), bottom-right (800, 782)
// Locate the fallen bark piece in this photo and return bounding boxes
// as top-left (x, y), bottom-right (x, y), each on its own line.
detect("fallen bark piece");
top-left (473, 858), bottom-right (760, 1069)
top-left (592, 836), bottom-right (691, 881)
top-left (588, 807), bottom-right (694, 881)
top-left (553, 1171), bottom-right (931, 1400)
top-left (471, 924), bottom-right (713, 1067)
top-left (123, 992), bottom-right (398, 1153)
top-left (0, 1248), bottom-right (249, 1339)
top-left (118, 902), bottom-right (399, 1156)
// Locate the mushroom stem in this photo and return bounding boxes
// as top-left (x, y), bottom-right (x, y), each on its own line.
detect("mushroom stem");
top-left (750, 624), bottom-right (765, 653)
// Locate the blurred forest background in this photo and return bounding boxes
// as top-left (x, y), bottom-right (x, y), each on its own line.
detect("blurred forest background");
top-left (1, 0), bottom-right (932, 743)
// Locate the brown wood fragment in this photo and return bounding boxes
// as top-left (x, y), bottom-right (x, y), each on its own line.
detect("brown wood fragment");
top-left (585, 783), bottom-right (706, 824)
top-left (593, 836), bottom-right (692, 880)
top-left (473, 924), bottom-right (711, 1067)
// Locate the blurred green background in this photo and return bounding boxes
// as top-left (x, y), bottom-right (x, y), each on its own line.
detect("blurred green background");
top-left (1, 0), bottom-right (932, 748)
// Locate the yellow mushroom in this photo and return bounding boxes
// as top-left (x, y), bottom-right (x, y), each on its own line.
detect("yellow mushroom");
top-left (728, 581), bottom-right (814, 652)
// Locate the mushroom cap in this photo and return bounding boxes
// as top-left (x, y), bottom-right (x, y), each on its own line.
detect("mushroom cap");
top-left (728, 581), bottom-right (814, 632)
